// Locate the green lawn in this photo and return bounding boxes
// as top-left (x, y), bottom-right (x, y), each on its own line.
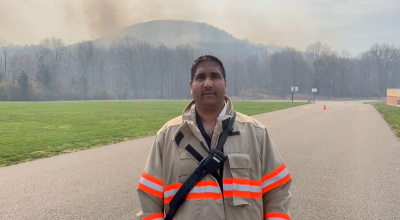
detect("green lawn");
top-left (369, 102), bottom-right (400, 140)
top-left (0, 100), bottom-right (307, 167)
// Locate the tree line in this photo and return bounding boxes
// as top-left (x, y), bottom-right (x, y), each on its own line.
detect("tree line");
top-left (0, 37), bottom-right (399, 101)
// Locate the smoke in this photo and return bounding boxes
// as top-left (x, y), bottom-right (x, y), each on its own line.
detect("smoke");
top-left (64, 0), bottom-right (202, 40)
top-left (63, 0), bottom-right (295, 46)
top-left (2, 0), bottom-right (335, 50)
top-left (1, 0), bottom-right (399, 54)
top-left (64, 0), bottom-right (132, 40)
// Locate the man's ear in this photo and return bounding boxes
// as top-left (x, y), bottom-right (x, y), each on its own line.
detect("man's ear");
top-left (190, 81), bottom-right (193, 95)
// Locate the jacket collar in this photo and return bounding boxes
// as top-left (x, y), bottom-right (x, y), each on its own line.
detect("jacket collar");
top-left (173, 96), bottom-right (234, 151)
top-left (182, 96), bottom-right (234, 123)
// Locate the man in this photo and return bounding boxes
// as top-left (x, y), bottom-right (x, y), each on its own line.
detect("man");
top-left (137, 55), bottom-right (292, 220)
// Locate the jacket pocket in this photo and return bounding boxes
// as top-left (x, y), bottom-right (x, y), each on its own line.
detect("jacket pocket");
top-left (227, 153), bottom-right (251, 206)
top-left (178, 174), bottom-right (190, 182)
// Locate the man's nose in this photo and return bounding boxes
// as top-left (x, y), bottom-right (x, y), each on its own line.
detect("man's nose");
top-left (203, 77), bottom-right (213, 88)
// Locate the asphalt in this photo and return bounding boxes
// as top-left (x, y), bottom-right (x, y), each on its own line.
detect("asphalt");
top-left (1, 101), bottom-right (399, 219)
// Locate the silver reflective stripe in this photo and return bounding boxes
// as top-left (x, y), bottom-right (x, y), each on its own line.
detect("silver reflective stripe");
top-left (223, 184), bottom-right (233, 191)
top-left (262, 168), bottom-right (289, 189)
top-left (164, 189), bottom-right (179, 198)
top-left (140, 177), bottom-right (163, 192)
top-left (164, 185), bottom-right (221, 198)
top-left (223, 184), bottom-right (261, 192)
top-left (154, 218), bottom-right (165, 220)
top-left (189, 185), bottom-right (221, 193)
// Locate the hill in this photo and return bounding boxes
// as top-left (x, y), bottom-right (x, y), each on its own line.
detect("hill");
top-left (101, 20), bottom-right (282, 57)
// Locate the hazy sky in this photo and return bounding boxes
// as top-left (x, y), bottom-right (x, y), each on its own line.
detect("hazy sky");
top-left (0, 0), bottom-right (399, 55)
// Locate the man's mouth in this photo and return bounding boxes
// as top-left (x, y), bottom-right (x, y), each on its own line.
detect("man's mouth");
top-left (202, 91), bottom-right (216, 96)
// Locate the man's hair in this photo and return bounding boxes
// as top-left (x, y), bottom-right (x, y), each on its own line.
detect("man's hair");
top-left (190, 55), bottom-right (226, 81)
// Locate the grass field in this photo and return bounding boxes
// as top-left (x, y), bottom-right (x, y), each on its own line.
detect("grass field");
top-left (0, 100), bottom-right (307, 167)
top-left (369, 102), bottom-right (400, 140)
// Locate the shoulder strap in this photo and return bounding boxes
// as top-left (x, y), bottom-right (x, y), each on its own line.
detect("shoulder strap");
top-left (216, 111), bottom-right (236, 152)
top-left (165, 112), bottom-right (236, 220)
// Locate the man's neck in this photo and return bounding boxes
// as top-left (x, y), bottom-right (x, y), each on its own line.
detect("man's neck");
top-left (196, 102), bottom-right (225, 125)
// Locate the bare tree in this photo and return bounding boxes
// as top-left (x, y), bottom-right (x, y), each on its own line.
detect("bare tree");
top-left (19, 51), bottom-right (37, 82)
top-left (337, 50), bottom-right (351, 97)
top-left (8, 53), bottom-right (21, 85)
top-left (75, 40), bottom-right (96, 99)
top-left (322, 51), bottom-right (339, 98)
top-left (305, 42), bottom-right (331, 90)
top-left (367, 44), bottom-right (398, 95)
top-left (356, 52), bottom-right (374, 97)
top-left (154, 43), bottom-right (174, 98)
top-left (110, 36), bottom-right (139, 97)
top-left (225, 55), bottom-right (245, 97)
top-left (175, 44), bottom-right (194, 99)
top-left (270, 51), bottom-right (289, 96)
top-left (0, 39), bottom-right (10, 81)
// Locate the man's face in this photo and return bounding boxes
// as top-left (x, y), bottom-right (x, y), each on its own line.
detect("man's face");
top-left (190, 61), bottom-right (227, 108)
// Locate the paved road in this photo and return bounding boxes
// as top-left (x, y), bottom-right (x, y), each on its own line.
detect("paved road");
top-left (1, 101), bottom-right (399, 219)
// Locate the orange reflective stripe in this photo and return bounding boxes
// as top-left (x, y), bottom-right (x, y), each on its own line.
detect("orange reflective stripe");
top-left (164, 195), bottom-right (174, 204)
top-left (186, 192), bottom-right (222, 200)
top-left (163, 180), bottom-right (222, 204)
top-left (164, 182), bottom-right (182, 192)
top-left (142, 212), bottom-right (164, 220)
top-left (262, 163), bottom-right (291, 193)
top-left (138, 172), bottom-right (164, 198)
top-left (262, 164), bottom-right (286, 182)
top-left (138, 183), bottom-right (164, 198)
top-left (223, 190), bottom-right (262, 199)
top-left (262, 173), bottom-right (291, 194)
top-left (223, 178), bottom-right (261, 186)
top-left (223, 177), bottom-right (262, 199)
top-left (223, 190), bottom-right (233, 197)
top-left (196, 180), bottom-right (219, 187)
top-left (265, 212), bottom-right (290, 220)
top-left (142, 172), bottom-right (163, 186)
top-left (165, 192), bottom-right (223, 204)
top-left (164, 180), bottom-right (218, 192)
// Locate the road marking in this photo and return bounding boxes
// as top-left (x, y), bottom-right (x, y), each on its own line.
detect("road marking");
top-left (304, 107), bottom-right (310, 109)
top-left (359, 108), bottom-right (365, 110)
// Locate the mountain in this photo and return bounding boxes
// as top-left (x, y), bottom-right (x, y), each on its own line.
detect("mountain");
top-left (101, 20), bottom-right (282, 57)
top-left (119, 20), bottom-right (238, 46)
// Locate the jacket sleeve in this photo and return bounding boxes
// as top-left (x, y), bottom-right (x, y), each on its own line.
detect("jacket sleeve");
top-left (136, 134), bottom-right (165, 220)
top-left (259, 128), bottom-right (292, 220)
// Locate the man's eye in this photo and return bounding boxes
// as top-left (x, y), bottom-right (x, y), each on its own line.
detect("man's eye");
top-left (196, 76), bottom-right (204, 80)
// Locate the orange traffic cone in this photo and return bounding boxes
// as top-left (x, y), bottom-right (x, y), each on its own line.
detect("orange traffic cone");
top-left (110, 100), bottom-right (113, 103)
top-left (186, 101), bottom-right (188, 105)
top-left (106, 100), bottom-right (108, 102)
top-left (345, 102), bottom-right (346, 104)
top-left (75, 100), bottom-right (77, 103)
top-left (143, 100), bottom-right (145, 104)
top-left (323, 105), bottom-right (326, 110)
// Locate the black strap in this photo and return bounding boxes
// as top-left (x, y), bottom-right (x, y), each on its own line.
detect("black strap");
top-left (165, 162), bottom-right (208, 220)
top-left (185, 145), bottom-right (203, 162)
top-left (165, 112), bottom-right (236, 220)
top-left (215, 111), bottom-right (236, 152)
top-left (186, 145), bottom-right (222, 192)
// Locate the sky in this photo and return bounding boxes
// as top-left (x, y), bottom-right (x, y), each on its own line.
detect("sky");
top-left (0, 0), bottom-right (399, 55)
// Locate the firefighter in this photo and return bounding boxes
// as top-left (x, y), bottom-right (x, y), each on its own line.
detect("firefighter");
top-left (137, 55), bottom-right (292, 220)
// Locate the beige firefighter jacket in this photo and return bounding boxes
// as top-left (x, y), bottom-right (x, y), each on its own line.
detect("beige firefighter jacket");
top-left (137, 97), bottom-right (292, 220)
